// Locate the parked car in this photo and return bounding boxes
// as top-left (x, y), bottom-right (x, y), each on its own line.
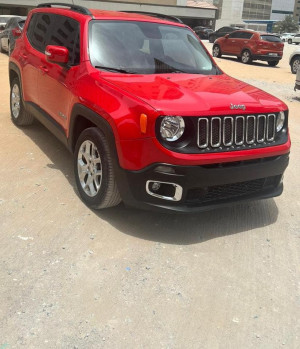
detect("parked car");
top-left (289, 33), bottom-right (300, 44)
top-left (0, 15), bottom-right (17, 32)
top-left (208, 26), bottom-right (241, 43)
top-left (289, 48), bottom-right (300, 74)
top-left (9, 4), bottom-right (290, 212)
top-left (212, 30), bottom-right (284, 66)
top-left (0, 16), bottom-right (26, 55)
top-left (280, 33), bottom-right (296, 42)
top-left (193, 26), bottom-right (213, 40)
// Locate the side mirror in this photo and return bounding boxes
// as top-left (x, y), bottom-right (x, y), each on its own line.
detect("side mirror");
top-left (45, 45), bottom-right (69, 64)
top-left (225, 34), bottom-right (229, 38)
top-left (12, 28), bottom-right (22, 37)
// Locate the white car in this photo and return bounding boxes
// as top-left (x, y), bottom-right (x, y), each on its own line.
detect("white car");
top-left (280, 33), bottom-right (296, 42)
top-left (0, 15), bottom-right (16, 32)
top-left (289, 33), bottom-right (300, 45)
top-left (289, 48), bottom-right (300, 74)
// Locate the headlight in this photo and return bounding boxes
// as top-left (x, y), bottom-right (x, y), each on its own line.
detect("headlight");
top-left (276, 111), bottom-right (285, 132)
top-left (160, 116), bottom-right (185, 142)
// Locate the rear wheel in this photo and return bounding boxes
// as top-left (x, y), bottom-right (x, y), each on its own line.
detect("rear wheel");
top-left (209, 35), bottom-right (215, 43)
top-left (74, 127), bottom-right (121, 209)
top-left (288, 39), bottom-right (292, 44)
top-left (268, 60), bottom-right (279, 67)
top-left (212, 44), bottom-right (222, 58)
top-left (291, 56), bottom-right (300, 74)
top-left (0, 39), bottom-right (4, 53)
top-left (10, 77), bottom-right (34, 126)
top-left (241, 50), bottom-right (252, 64)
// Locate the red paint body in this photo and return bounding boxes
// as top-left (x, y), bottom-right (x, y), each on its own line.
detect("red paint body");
top-left (11, 8), bottom-right (290, 171)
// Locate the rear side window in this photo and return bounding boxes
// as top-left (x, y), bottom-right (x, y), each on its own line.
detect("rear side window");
top-left (260, 35), bottom-right (281, 42)
top-left (239, 32), bottom-right (253, 39)
top-left (27, 13), bottom-right (80, 65)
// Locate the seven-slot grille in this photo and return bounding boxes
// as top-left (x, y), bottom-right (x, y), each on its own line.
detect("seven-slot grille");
top-left (197, 114), bottom-right (276, 150)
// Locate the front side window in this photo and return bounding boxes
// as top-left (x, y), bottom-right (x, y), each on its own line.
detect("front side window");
top-left (89, 20), bottom-right (220, 75)
top-left (27, 13), bottom-right (80, 65)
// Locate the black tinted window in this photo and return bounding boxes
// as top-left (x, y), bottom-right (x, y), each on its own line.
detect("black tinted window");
top-left (27, 13), bottom-right (51, 52)
top-left (27, 13), bottom-right (80, 65)
top-left (47, 15), bottom-right (80, 65)
top-left (229, 31), bottom-right (243, 38)
top-left (260, 35), bottom-right (281, 42)
top-left (239, 32), bottom-right (253, 39)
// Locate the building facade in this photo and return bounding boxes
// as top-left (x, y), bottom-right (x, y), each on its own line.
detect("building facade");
top-left (215, 0), bottom-right (300, 30)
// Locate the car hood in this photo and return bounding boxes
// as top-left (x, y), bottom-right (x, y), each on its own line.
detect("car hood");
top-left (102, 73), bottom-right (285, 116)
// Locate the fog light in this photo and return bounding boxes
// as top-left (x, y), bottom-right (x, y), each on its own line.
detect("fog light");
top-left (151, 182), bottom-right (161, 191)
top-left (276, 111), bottom-right (285, 132)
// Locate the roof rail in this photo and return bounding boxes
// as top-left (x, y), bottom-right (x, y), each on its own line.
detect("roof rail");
top-left (37, 3), bottom-right (92, 16)
top-left (122, 11), bottom-right (183, 24)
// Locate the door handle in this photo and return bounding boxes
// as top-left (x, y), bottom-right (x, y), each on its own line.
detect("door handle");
top-left (20, 53), bottom-right (27, 59)
top-left (39, 65), bottom-right (48, 73)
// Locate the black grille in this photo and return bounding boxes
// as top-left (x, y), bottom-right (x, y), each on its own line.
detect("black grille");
top-left (197, 114), bottom-right (277, 150)
top-left (186, 178), bottom-right (269, 204)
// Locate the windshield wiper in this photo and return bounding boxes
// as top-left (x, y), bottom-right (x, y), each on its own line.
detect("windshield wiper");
top-left (95, 65), bottom-right (135, 74)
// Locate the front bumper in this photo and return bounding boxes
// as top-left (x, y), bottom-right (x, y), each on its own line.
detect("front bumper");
top-left (115, 153), bottom-right (289, 212)
top-left (252, 54), bottom-right (282, 62)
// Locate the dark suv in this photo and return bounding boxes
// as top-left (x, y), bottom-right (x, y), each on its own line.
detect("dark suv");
top-left (9, 3), bottom-right (290, 212)
top-left (208, 26), bottom-right (241, 43)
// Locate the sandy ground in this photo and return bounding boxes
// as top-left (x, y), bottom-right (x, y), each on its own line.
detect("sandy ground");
top-left (0, 42), bottom-right (299, 348)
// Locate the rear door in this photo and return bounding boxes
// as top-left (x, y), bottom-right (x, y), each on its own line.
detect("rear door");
top-left (37, 13), bottom-right (80, 131)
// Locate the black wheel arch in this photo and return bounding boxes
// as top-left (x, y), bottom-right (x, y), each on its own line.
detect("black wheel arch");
top-left (69, 104), bottom-right (119, 162)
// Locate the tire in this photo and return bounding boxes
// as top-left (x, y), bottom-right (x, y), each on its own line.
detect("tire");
top-left (209, 35), bottom-right (215, 43)
top-left (74, 127), bottom-right (121, 209)
top-left (288, 39), bottom-right (292, 44)
top-left (8, 41), bottom-right (12, 56)
top-left (212, 44), bottom-right (222, 58)
top-left (241, 49), bottom-right (252, 64)
top-left (268, 60), bottom-right (279, 67)
top-left (0, 39), bottom-right (4, 53)
top-left (291, 56), bottom-right (300, 74)
top-left (10, 77), bottom-right (34, 126)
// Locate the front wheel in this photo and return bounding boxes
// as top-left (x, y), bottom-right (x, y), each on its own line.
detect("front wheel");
top-left (74, 127), bottom-right (121, 209)
top-left (288, 39), bottom-right (292, 44)
top-left (291, 57), bottom-right (300, 74)
top-left (209, 35), bottom-right (215, 43)
top-left (212, 44), bottom-right (222, 58)
top-left (10, 78), bottom-right (34, 126)
top-left (268, 60), bottom-right (279, 67)
top-left (241, 50), bottom-right (252, 64)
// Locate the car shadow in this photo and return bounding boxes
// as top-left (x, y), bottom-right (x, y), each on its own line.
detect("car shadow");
top-left (20, 120), bottom-right (279, 245)
top-left (217, 56), bottom-right (280, 68)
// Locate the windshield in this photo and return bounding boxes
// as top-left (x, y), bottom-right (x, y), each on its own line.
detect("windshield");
top-left (89, 20), bottom-right (220, 75)
top-left (0, 17), bottom-right (12, 24)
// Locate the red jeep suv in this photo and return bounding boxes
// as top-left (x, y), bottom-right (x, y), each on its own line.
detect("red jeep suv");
top-left (9, 3), bottom-right (290, 212)
top-left (212, 30), bottom-right (284, 66)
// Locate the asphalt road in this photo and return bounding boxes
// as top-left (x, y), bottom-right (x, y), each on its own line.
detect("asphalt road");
top-left (0, 42), bottom-right (299, 348)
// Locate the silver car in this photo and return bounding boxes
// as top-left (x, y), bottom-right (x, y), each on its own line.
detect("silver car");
top-left (289, 48), bottom-right (300, 74)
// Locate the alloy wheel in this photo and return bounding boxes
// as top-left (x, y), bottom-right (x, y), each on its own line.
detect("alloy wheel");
top-left (242, 51), bottom-right (250, 63)
top-left (77, 140), bottom-right (102, 197)
top-left (292, 59), bottom-right (300, 74)
top-left (11, 83), bottom-right (21, 119)
top-left (213, 46), bottom-right (220, 57)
